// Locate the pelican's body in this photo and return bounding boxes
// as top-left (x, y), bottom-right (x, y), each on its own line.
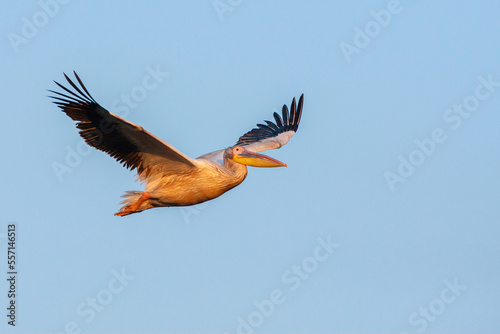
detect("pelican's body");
top-left (136, 153), bottom-right (247, 208)
top-left (50, 72), bottom-right (303, 216)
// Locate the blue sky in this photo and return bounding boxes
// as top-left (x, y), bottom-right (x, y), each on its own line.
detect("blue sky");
top-left (2, 1), bottom-right (500, 333)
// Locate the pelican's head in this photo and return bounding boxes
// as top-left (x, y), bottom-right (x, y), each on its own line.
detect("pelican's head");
top-left (225, 146), bottom-right (287, 167)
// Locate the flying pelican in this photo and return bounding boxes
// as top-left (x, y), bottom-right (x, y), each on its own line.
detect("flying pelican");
top-left (49, 72), bottom-right (304, 216)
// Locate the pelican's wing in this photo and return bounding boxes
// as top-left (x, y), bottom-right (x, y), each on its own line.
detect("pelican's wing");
top-left (49, 72), bottom-right (196, 179)
top-left (197, 149), bottom-right (224, 165)
top-left (236, 94), bottom-right (303, 153)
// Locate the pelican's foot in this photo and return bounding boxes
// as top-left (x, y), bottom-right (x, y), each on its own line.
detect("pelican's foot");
top-left (114, 206), bottom-right (135, 216)
top-left (114, 192), bottom-right (151, 217)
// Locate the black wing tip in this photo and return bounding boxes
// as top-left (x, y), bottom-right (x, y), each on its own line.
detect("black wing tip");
top-left (293, 93), bottom-right (304, 132)
top-left (282, 94), bottom-right (303, 132)
top-left (49, 71), bottom-right (97, 106)
top-left (62, 70), bottom-right (80, 80)
top-left (295, 94), bottom-right (304, 109)
top-left (235, 93), bottom-right (304, 146)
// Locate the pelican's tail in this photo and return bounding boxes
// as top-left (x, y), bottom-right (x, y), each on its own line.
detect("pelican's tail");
top-left (115, 191), bottom-right (154, 216)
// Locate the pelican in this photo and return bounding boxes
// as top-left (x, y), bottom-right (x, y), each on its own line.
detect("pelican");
top-left (49, 72), bottom-right (304, 216)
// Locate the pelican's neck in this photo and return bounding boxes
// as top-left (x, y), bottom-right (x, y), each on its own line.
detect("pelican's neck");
top-left (223, 156), bottom-right (247, 175)
top-left (220, 148), bottom-right (248, 190)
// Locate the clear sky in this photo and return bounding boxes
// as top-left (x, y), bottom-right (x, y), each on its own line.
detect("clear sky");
top-left (2, 1), bottom-right (500, 333)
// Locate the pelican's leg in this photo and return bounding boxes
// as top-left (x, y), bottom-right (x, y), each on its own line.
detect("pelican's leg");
top-left (114, 192), bottom-right (151, 216)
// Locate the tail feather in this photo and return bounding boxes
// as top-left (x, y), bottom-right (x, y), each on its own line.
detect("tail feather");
top-left (119, 191), bottom-right (143, 205)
